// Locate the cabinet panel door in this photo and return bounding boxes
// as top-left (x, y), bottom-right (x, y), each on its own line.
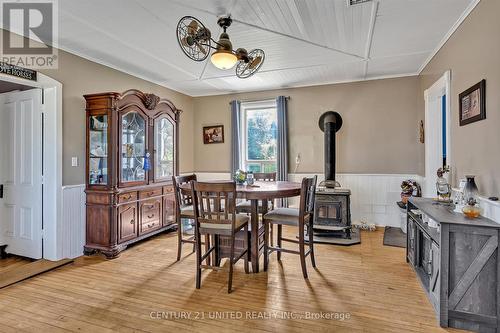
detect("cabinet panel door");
top-left (118, 203), bottom-right (137, 243)
top-left (407, 218), bottom-right (416, 265)
top-left (119, 110), bottom-right (148, 186)
top-left (153, 116), bottom-right (175, 182)
top-left (88, 114), bottom-right (109, 186)
top-left (429, 241), bottom-right (440, 311)
top-left (163, 192), bottom-right (176, 226)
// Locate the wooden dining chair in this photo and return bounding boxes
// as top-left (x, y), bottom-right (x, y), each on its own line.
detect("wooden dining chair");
top-left (263, 176), bottom-right (317, 278)
top-left (191, 180), bottom-right (249, 293)
top-left (172, 174), bottom-right (210, 263)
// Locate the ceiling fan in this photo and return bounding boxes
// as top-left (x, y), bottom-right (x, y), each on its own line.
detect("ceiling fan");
top-left (176, 15), bottom-right (265, 79)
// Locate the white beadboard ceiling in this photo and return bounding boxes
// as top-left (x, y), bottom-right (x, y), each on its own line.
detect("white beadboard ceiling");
top-left (11, 0), bottom-right (479, 96)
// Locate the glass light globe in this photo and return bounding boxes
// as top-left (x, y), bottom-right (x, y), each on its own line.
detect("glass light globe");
top-left (211, 50), bottom-right (237, 70)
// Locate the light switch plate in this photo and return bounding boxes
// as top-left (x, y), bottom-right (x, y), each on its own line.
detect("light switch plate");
top-left (71, 157), bottom-right (78, 167)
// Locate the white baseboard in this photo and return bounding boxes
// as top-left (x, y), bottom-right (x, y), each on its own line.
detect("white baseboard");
top-left (61, 184), bottom-right (86, 259)
top-left (195, 172), bottom-right (419, 228)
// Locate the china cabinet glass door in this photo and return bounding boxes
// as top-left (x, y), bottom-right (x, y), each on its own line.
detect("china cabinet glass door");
top-left (121, 111), bottom-right (147, 184)
top-left (89, 115), bottom-right (108, 185)
top-left (154, 116), bottom-right (174, 181)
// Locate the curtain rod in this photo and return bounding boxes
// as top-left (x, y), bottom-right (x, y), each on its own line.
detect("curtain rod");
top-left (228, 96), bottom-right (290, 105)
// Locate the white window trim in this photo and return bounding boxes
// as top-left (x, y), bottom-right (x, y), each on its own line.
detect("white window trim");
top-left (239, 100), bottom-right (278, 172)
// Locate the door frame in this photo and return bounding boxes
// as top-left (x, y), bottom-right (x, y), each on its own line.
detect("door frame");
top-left (424, 70), bottom-right (451, 197)
top-left (0, 72), bottom-right (62, 261)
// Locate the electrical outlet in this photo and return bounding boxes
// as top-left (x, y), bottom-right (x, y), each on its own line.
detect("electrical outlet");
top-left (71, 157), bottom-right (78, 167)
top-left (294, 153), bottom-right (301, 173)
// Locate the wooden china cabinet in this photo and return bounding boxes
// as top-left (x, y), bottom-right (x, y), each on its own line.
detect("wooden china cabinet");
top-left (84, 89), bottom-right (181, 258)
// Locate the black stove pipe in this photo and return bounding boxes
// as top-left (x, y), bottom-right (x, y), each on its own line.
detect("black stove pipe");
top-left (318, 111), bottom-right (343, 188)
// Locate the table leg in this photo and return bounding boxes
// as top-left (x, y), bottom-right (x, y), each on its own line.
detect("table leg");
top-left (251, 199), bottom-right (259, 273)
top-left (261, 200), bottom-right (268, 215)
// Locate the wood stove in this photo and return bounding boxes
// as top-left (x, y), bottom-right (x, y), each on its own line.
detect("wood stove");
top-left (313, 112), bottom-right (359, 245)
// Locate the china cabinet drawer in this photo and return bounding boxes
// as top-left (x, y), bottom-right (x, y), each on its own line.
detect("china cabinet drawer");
top-left (118, 203), bottom-right (137, 243)
top-left (140, 199), bottom-right (162, 224)
top-left (140, 220), bottom-right (161, 234)
top-left (139, 188), bottom-right (163, 199)
top-left (163, 186), bottom-right (174, 194)
top-left (118, 191), bottom-right (137, 204)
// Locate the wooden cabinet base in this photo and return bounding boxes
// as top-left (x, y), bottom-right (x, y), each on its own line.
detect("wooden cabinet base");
top-left (408, 198), bottom-right (500, 333)
top-left (84, 225), bottom-right (176, 259)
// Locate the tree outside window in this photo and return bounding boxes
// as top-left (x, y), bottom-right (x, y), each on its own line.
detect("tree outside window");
top-left (244, 107), bottom-right (277, 173)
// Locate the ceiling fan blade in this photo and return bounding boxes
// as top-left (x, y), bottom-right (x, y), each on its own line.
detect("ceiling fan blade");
top-left (194, 42), bottom-right (207, 55)
top-left (181, 37), bottom-right (190, 47)
top-left (187, 20), bottom-right (199, 35)
top-left (249, 56), bottom-right (262, 69)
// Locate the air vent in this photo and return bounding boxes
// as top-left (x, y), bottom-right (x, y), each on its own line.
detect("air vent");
top-left (348, 0), bottom-right (372, 5)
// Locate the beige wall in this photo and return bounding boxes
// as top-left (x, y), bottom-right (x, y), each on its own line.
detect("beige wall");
top-left (193, 76), bottom-right (422, 175)
top-left (420, 0), bottom-right (500, 196)
top-left (37, 48), bottom-right (195, 185)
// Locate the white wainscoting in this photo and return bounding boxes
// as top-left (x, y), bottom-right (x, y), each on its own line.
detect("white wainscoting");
top-left (479, 197), bottom-right (500, 223)
top-left (61, 184), bottom-right (86, 259)
top-left (195, 172), bottom-right (420, 227)
top-left (451, 187), bottom-right (500, 224)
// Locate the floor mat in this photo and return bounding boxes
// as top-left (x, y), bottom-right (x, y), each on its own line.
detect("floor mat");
top-left (383, 226), bottom-right (406, 248)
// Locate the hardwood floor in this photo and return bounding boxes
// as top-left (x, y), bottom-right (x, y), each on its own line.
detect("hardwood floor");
top-left (0, 259), bottom-right (73, 289)
top-left (0, 256), bottom-right (33, 274)
top-left (0, 228), bottom-right (465, 333)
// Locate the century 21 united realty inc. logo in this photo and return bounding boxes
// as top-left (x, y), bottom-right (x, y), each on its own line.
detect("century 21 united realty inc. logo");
top-left (1, 0), bottom-right (58, 69)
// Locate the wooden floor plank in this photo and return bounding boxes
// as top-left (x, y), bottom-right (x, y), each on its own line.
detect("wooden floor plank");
top-left (0, 258), bottom-right (73, 289)
top-left (0, 228), bottom-right (467, 332)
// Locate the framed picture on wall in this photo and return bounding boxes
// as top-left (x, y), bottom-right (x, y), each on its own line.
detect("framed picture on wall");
top-left (459, 79), bottom-right (486, 126)
top-left (203, 125), bottom-right (224, 144)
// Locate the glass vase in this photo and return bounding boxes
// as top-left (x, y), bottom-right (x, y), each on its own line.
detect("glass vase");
top-left (463, 175), bottom-right (479, 203)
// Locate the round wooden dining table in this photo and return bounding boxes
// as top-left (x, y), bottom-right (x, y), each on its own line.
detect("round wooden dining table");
top-left (180, 180), bottom-right (302, 273)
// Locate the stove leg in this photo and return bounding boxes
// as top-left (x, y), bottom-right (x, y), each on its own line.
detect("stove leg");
top-left (0, 245), bottom-right (7, 259)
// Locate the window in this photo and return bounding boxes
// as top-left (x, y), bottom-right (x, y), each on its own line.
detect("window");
top-left (240, 101), bottom-right (277, 173)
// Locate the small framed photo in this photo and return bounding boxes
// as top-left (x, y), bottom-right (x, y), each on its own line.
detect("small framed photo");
top-left (203, 125), bottom-right (224, 144)
top-left (459, 79), bottom-right (486, 126)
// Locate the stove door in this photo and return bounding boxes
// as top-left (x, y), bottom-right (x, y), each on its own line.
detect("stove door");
top-left (314, 194), bottom-right (348, 228)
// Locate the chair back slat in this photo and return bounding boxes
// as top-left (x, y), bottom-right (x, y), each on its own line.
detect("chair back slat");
top-left (299, 176), bottom-right (318, 220)
top-left (253, 172), bottom-right (276, 181)
top-left (191, 181), bottom-right (237, 227)
top-left (172, 174), bottom-right (197, 213)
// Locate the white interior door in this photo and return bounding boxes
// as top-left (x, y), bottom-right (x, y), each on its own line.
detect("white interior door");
top-left (0, 89), bottom-right (43, 259)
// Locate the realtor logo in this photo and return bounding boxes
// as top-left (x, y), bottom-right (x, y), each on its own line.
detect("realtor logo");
top-left (1, 0), bottom-right (58, 69)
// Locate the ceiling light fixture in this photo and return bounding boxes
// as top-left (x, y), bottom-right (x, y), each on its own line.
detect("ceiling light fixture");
top-left (176, 15), bottom-right (265, 78)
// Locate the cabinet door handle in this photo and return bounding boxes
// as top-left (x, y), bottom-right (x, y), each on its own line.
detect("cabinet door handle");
top-left (148, 224), bottom-right (153, 228)
top-left (148, 192), bottom-right (155, 196)
top-left (428, 249), bottom-right (434, 276)
top-left (124, 194), bottom-right (132, 200)
top-left (130, 219), bottom-right (135, 224)
top-left (147, 214), bottom-right (155, 219)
